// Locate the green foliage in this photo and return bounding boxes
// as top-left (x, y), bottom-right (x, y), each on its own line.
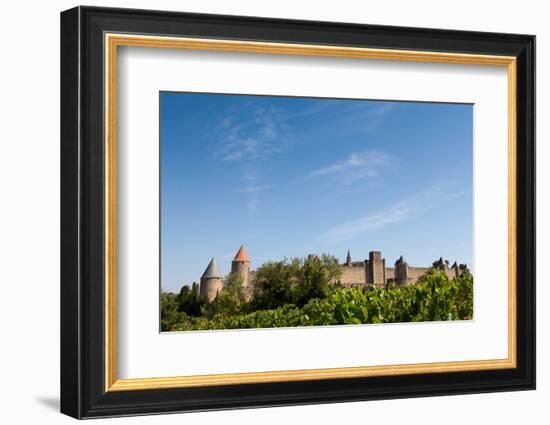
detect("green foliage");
top-left (252, 260), bottom-right (295, 310)
top-left (160, 291), bottom-right (188, 332)
top-left (292, 254), bottom-right (342, 307)
top-left (167, 270), bottom-right (474, 331)
top-left (178, 282), bottom-right (202, 317)
top-left (452, 270), bottom-right (474, 319)
top-left (252, 254), bottom-right (342, 310)
top-left (202, 274), bottom-right (248, 318)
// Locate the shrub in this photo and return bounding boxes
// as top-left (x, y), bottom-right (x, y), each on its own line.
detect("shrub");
top-left (167, 270), bottom-right (473, 331)
top-left (202, 274), bottom-right (248, 318)
top-left (252, 254), bottom-right (342, 310)
top-left (160, 291), bottom-right (189, 331)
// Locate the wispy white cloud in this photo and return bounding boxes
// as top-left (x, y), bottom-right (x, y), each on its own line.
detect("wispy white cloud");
top-left (247, 198), bottom-right (257, 214)
top-left (216, 106), bottom-right (290, 162)
top-left (309, 150), bottom-right (392, 184)
top-left (311, 182), bottom-right (468, 246)
top-left (238, 184), bottom-right (271, 194)
top-left (316, 205), bottom-right (414, 245)
top-left (351, 101), bottom-right (394, 118)
top-left (216, 100), bottom-right (398, 219)
top-left (338, 101), bottom-right (396, 134)
top-left (370, 102), bottom-right (394, 118)
top-left (238, 167), bottom-right (269, 218)
top-left (290, 100), bottom-right (396, 129)
top-left (240, 169), bottom-right (270, 191)
top-left (291, 100), bottom-right (339, 117)
top-left (215, 105), bottom-right (290, 218)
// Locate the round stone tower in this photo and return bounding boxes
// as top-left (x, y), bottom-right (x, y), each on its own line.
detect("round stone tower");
top-left (451, 261), bottom-right (460, 278)
top-left (231, 245), bottom-right (250, 289)
top-left (394, 255), bottom-right (409, 285)
top-left (199, 257), bottom-right (224, 302)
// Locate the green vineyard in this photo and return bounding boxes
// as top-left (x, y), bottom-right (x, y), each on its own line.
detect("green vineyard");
top-left (162, 266), bottom-right (473, 332)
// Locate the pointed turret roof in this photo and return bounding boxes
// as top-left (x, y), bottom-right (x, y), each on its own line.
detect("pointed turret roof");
top-left (233, 245), bottom-right (250, 262)
top-left (201, 257), bottom-right (223, 279)
top-left (346, 250), bottom-right (352, 263)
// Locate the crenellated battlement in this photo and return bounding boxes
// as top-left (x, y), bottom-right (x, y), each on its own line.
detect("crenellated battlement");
top-left (199, 246), bottom-right (470, 301)
top-left (339, 250), bottom-right (468, 288)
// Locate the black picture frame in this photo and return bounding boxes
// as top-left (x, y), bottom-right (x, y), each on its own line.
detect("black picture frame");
top-left (60, 5), bottom-right (535, 419)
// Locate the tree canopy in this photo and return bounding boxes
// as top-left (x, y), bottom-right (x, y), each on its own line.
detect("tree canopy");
top-left (252, 254), bottom-right (342, 310)
top-left (160, 255), bottom-right (473, 332)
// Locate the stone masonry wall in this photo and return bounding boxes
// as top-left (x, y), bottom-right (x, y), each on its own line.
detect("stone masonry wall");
top-left (340, 265), bottom-right (366, 287)
top-left (332, 259), bottom-right (463, 288)
top-left (199, 277), bottom-right (224, 302)
top-left (239, 251), bottom-right (466, 295)
top-left (407, 267), bottom-right (431, 284)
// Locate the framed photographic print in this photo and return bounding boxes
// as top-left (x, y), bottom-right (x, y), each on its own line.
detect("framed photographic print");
top-left (60, 6), bottom-right (535, 419)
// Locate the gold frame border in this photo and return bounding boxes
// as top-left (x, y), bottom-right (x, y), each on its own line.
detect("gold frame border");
top-left (104, 33), bottom-right (517, 392)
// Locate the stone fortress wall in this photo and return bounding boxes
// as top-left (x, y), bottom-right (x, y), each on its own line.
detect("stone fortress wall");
top-left (199, 246), bottom-right (469, 301)
top-left (340, 250), bottom-right (465, 288)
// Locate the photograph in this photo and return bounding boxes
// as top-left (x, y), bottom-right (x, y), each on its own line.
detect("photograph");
top-left (58, 5), bottom-right (536, 419)
top-left (160, 92), bottom-right (474, 332)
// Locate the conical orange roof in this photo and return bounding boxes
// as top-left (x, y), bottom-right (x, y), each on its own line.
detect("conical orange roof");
top-left (233, 245), bottom-right (250, 262)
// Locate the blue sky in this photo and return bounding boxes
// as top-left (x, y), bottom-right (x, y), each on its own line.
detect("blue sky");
top-left (160, 92), bottom-right (473, 292)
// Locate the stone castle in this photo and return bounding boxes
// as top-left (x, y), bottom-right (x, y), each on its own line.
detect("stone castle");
top-left (199, 246), bottom-right (255, 302)
top-left (199, 245), bottom-right (469, 302)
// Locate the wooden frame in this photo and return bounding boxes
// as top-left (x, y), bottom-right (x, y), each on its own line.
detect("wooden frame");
top-left (61, 5), bottom-right (535, 419)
